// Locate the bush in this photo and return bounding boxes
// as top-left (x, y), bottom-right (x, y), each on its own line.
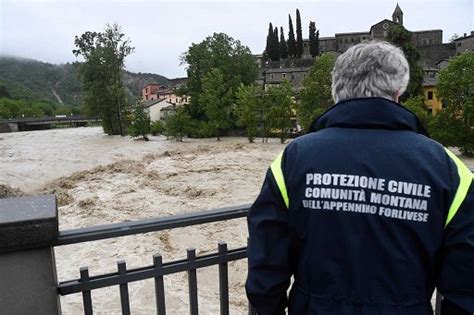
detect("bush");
top-left (165, 108), bottom-right (193, 141)
top-left (150, 121), bottom-right (165, 136)
top-left (402, 96), bottom-right (431, 129)
top-left (128, 102), bottom-right (151, 140)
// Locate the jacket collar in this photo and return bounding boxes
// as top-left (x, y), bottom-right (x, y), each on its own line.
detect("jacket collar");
top-left (308, 97), bottom-right (429, 136)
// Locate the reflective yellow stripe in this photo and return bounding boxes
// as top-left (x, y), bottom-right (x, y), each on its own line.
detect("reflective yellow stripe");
top-left (444, 148), bottom-right (473, 227)
top-left (270, 151), bottom-right (289, 209)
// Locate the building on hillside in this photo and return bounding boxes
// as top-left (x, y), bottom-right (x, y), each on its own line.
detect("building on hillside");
top-left (422, 75), bottom-right (442, 115)
top-left (155, 88), bottom-right (189, 106)
top-left (141, 79), bottom-right (190, 106)
top-left (142, 83), bottom-right (163, 101)
top-left (258, 4), bottom-right (473, 113)
top-left (264, 67), bottom-right (311, 92)
top-left (297, 4), bottom-right (445, 58)
top-left (453, 32), bottom-right (474, 54)
top-left (144, 98), bottom-right (173, 122)
top-left (259, 58), bottom-right (314, 91)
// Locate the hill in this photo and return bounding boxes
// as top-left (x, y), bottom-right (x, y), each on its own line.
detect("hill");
top-left (0, 56), bottom-right (170, 106)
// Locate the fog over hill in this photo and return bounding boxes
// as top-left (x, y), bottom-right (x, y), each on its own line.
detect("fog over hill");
top-left (0, 56), bottom-right (170, 106)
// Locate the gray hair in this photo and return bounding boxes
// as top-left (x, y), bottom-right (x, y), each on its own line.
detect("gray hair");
top-left (331, 41), bottom-right (410, 103)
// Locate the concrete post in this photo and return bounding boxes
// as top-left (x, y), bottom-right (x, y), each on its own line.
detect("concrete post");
top-left (0, 194), bottom-right (61, 314)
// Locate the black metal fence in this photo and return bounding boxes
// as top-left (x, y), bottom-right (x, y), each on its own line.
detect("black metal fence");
top-left (55, 204), bottom-right (256, 314)
top-left (54, 203), bottom-right (444, 315)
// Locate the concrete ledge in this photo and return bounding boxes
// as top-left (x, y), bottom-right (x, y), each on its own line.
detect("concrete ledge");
top-left (0, 194), bottom-right (58, 252)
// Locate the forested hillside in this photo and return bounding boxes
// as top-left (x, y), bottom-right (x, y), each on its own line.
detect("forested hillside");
top-left (0, 56), bottom-right (170, 107)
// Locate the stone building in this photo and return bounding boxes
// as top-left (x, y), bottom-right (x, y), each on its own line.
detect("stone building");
top-left (258, 4), bottom-right (472, 111)
top-left (299, 4), bottom-right (444, 58)
top-left (454, 32), bottom-right (474, 54)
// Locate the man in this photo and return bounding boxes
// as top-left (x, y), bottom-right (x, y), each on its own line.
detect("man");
top-left (246, 41), bottom-right (474, 315)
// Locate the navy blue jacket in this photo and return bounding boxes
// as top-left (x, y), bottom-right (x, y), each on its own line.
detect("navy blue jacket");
top-left (246, 98), bottom-right (474, 315)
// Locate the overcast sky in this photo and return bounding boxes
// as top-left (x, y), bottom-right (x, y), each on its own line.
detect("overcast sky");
top-left (0, 0), bottom-right (472, 78)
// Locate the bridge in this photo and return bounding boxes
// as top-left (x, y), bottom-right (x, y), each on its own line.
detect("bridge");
top-left (0, 116), bottom-right (100, 133)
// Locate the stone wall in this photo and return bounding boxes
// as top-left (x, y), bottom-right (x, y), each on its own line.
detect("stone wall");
top-left (413, 30), bottom-right (443, 47)
top-left (335, 32), bottom-right (371, 52)
top-left (418, 43), bottom-right (456, 68)
top-left (455, 34), bottom-right (474, 54)
top-left (264, 66), bottom-right (311, 91)
top-left (319, 37), bottom-right (337, 53)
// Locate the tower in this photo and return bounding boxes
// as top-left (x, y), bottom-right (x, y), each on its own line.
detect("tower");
top-left (392, 3), bottom-right (403, 25)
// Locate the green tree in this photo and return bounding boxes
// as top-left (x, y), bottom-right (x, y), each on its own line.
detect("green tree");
top-left (150, 120), bottom-right (165, 136)
top-left (299, 53), bottom-right (336, 130)
top-left (128, 101), bottom-right (151, 140)
top-left (73, 23), bottom-right (134, 135)
top-left (309, 21), bottom-right (319, 57)
top-left (436, 52), bottom-right (474, 155)
top-left (0, 86), bottom-right (11, 99)
top-left (387, 25), bottom-right (423, 100)
top-left (200, 68), bottom-right (233, 140)
top-left (20, 103), bottom-right (44, 118)
top-left (403, 96), bottom-right (431, 129)
top-left (287, 15), bottom-right (296, 58)
top-left (181, 32), bottom-right (258, 125)
top-left (0, 98), bottom-right (12, 118)
top-left (0, 98), bottom-right (66, 118)
top-left (165, 107), bottom-right (193, 141)
top-left (265, 81), bottom-right (295, 144)
top-left (265, 23), bottom-right (275, 61)
top-left (429, 109), bottom-right (465, 148)
top-left (296, 9), bottom-right (303, 58)
top-left (235, 84), bottom-right (261, 143)
top-left (273, 27), bottom-right (281, 61)
top-left (53, 105), bottom-right (74, 116)
top-left (279, 27), bottom-right (288, 59)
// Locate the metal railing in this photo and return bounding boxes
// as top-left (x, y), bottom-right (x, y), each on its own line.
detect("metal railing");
top-left (0, 115), bottom-right (99, 124)
top-left (54, 204), bottom-right (250, 246)
top-left (55, 204), bottom-right (256, 315)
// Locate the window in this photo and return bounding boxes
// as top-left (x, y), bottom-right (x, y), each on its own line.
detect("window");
top-left (282, 73), bottom-right (286, 78)
top-left (270, 74), bottom-right (274, 79)
top-left (427, 91), bottom-right (433, 100)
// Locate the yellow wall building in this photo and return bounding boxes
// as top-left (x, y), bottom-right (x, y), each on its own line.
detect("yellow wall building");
top-left (423, 76), bottom-right (443, 115)
top-left (423, 86), bottom-right (442, 114)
